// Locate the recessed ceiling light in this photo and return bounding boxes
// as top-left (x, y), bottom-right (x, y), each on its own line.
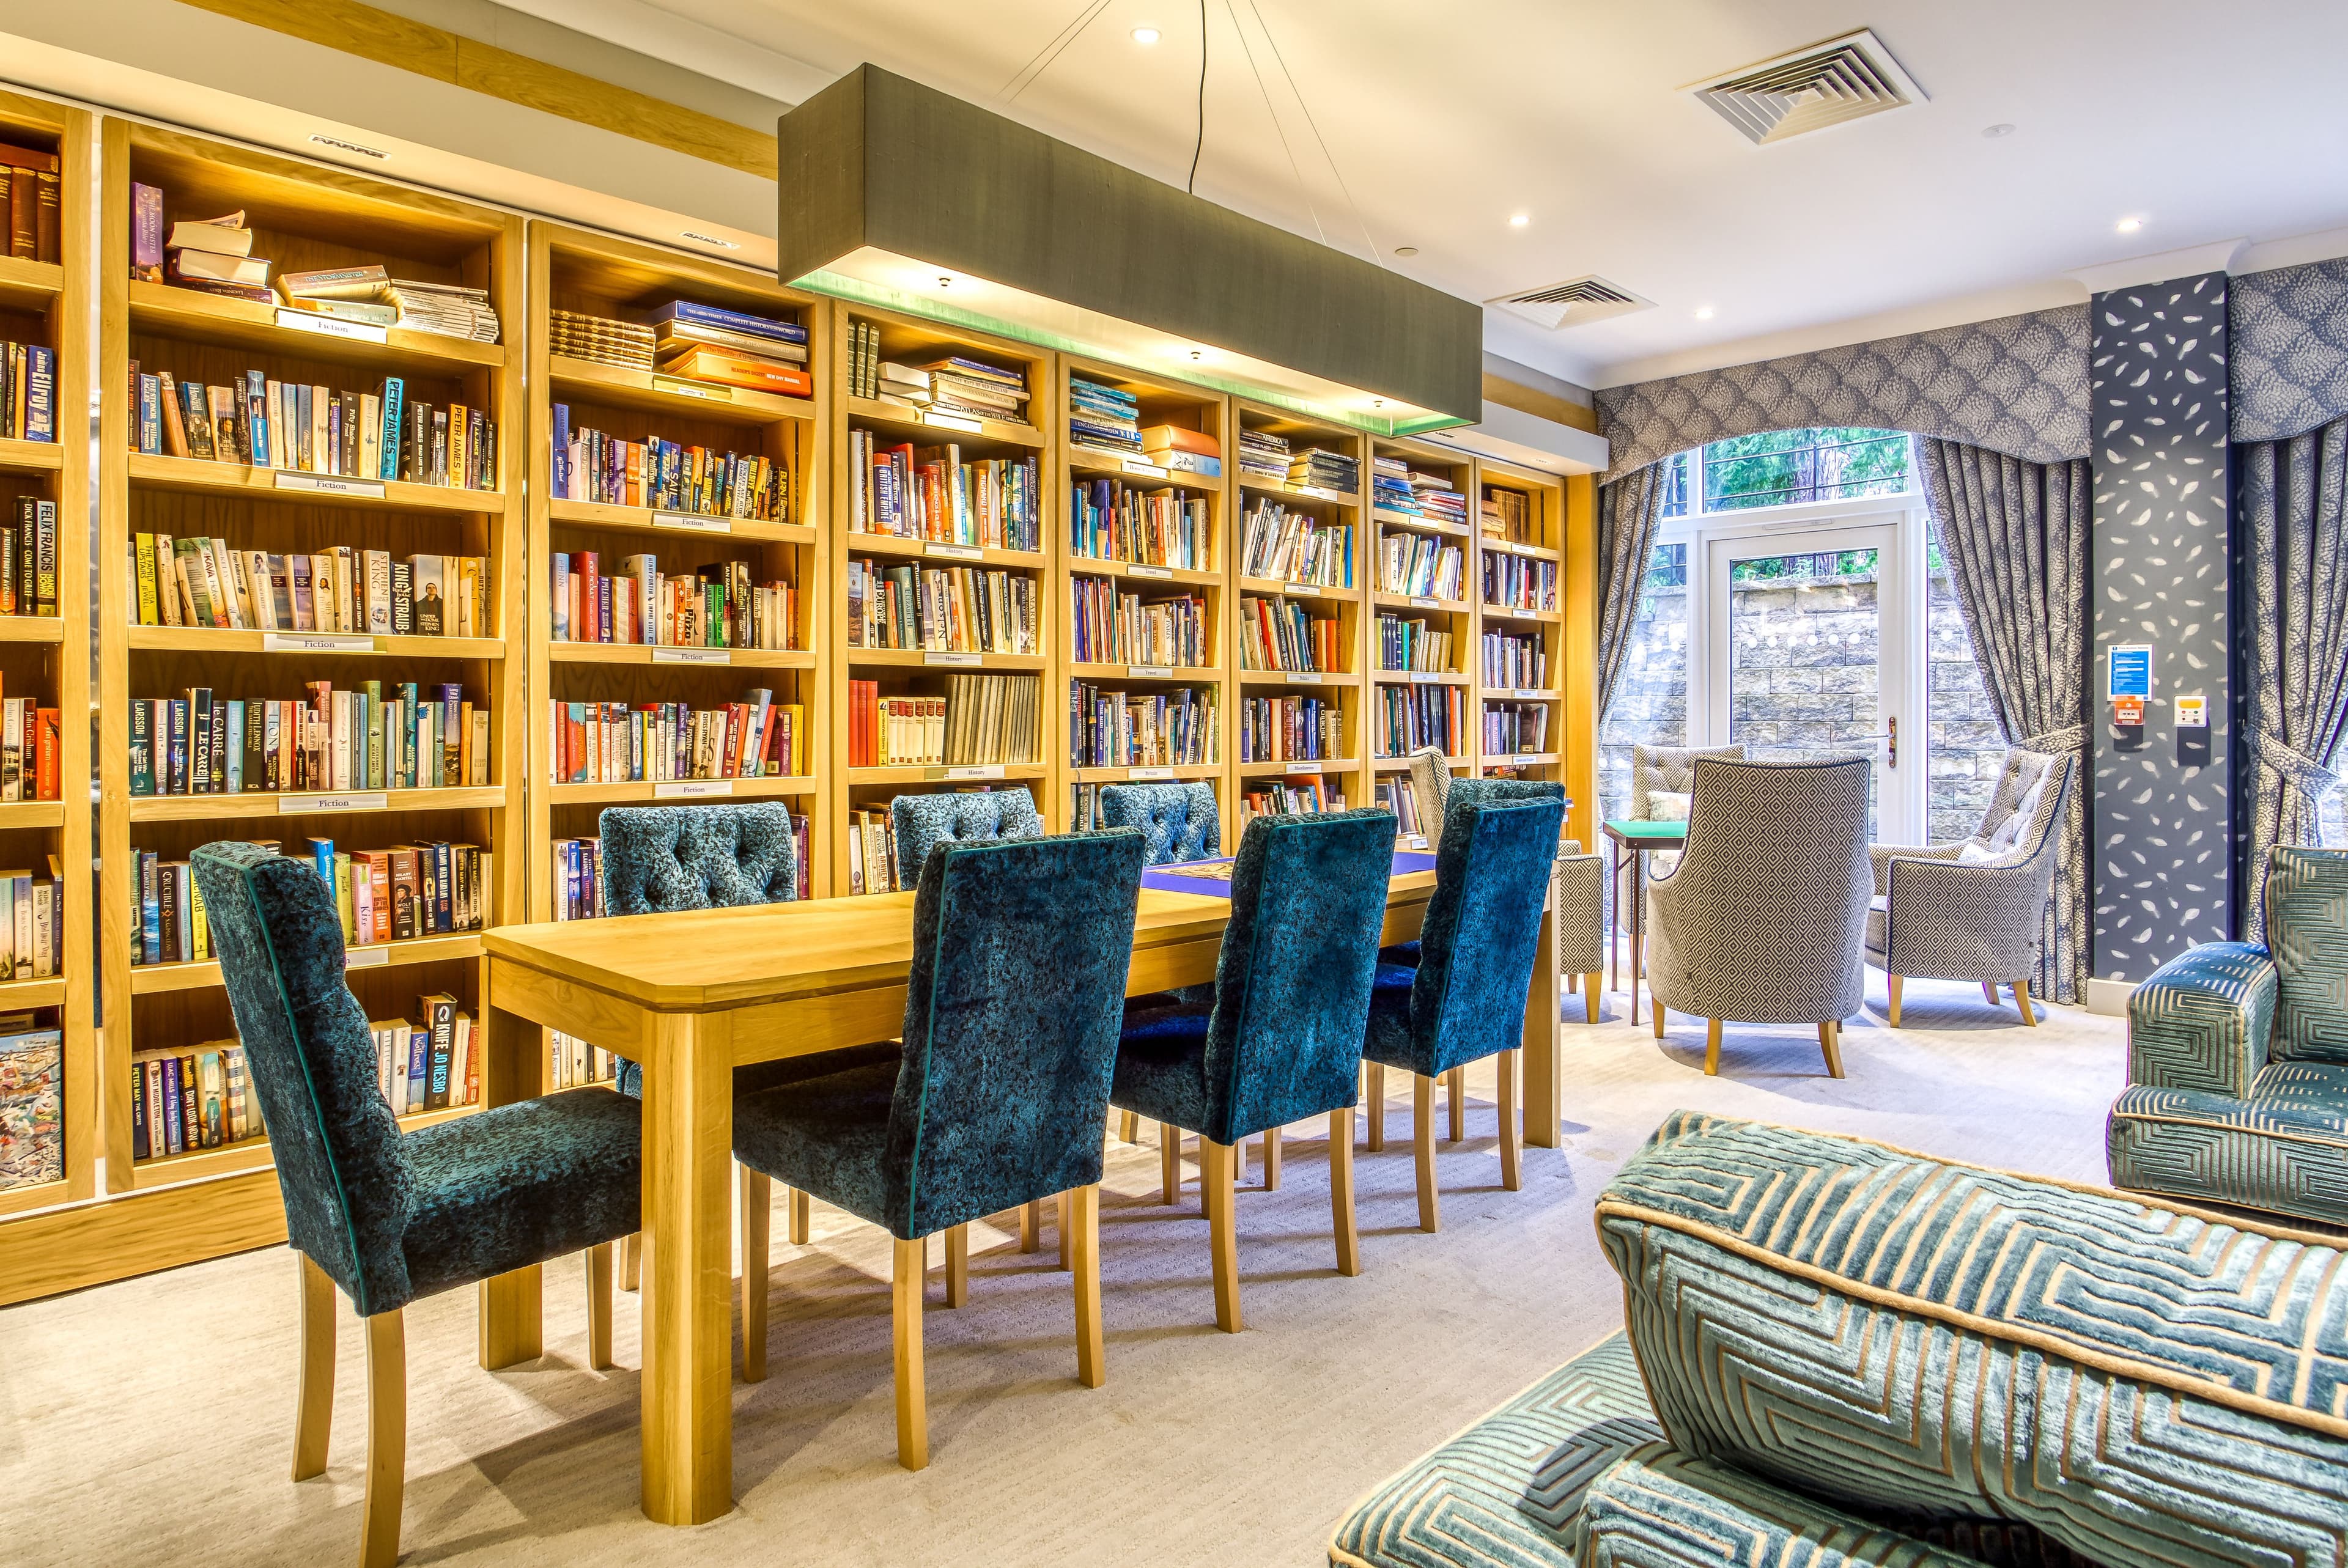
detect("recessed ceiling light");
top-left (938, 274), bottom-right (953, 287)
top-left (1695, 306), bottom-right (1715, 320)
top-left (680, 230), bottom-right (740, 249)
top-left (1131, 26), bottom-right (1160, 44)
top-left (1507, 213), bottom-right (1530, 228)
top-left (1189, 349), bottom-right (1202, 360)
top-left (1394, 246), bottom-right (1419, 257)
top-left (2115, 216), bottom-right (2143, 234)
top-left (1981, 123), bottom-right (2015, 139)
top-left (309, 133), bottom-right (388, 160)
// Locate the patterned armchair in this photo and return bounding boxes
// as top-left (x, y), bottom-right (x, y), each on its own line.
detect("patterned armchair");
top-left (1866, 748), bottom-right (2072, 1026)
top-left (890, 787), bottom-right (1043, 888)
top-left (2108, 846), bottom-right (2348, 1229)
top-left (1098, 781), bottom-right (1220, 864)
top-left (1628, 742), bottom-right (1746, 820)
top-left (1645, 755), bottom-right (1871, 1077)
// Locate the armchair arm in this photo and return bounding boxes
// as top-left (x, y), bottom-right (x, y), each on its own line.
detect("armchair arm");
top-left (1880, 852), bottom-right (2048, 981)
top-left (1868, 839), bottom-right (1965, 896)
top-left (1554, 853), bottom-right (1606, 976)
top-left (2127, 941), bottom-right (2276, 1097)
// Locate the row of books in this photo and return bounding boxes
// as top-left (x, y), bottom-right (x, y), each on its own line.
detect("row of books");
top-left (1483, 553), bottom-right (1559, 611)
top-left (132, 367), bottom-right (495, 490)
top-left (1238, 427), bottom-right (1291, 485)
top-left (0, 139), bottom-right (60, 264)
top-left (845, 675), bottom-right (1043, 768)
top-left (546, 1032), bottom-right (624, 1091)
top-left (131, 534), bottom-right (487, 637)
top-left (129, 840), bottom-right (488, 967)
top-left (130, 1039), bottom-right (258, 1159)
top-left (1069, 682), bottom-right (1220, 768)
top-left (128, 684), bottom-right (489, 797)
top-left (1238, 596), bottom-right (1343, 674)
top-left (1069, 584), bottom-right (1207, 668)
top-left (548, 553), bottom-right (798, 650)
top-left (0, 1026), bottom-right (62, 1190)
top-left (1237, 695), bottom-right (1343, 764)
top-left (1240, 779), bottom-right (1347, 823)
top-left (1068, 378), bottom-right (1142, 452)
top-left (1373, 776), bottom-right (1434, 841)
top-left (1379, 534), bottom-right (1466, 600)
top-left (1482, 630), bottom-right (1550, 689)
top-left (1, 340), bottom-right (54, 442)
top-left (873, 355), bottom-right (1030, 422)
top-left (1374, 683), bottom-right (1466, 759)
top-left (551, 301), bottom-right (810, 394)
top-left (844, 806), bottom-right (909, 894)
top-left (0, 872), bottom-right (62, 976)
top-left (847, 559), bottom-right (1038, 655)
top-left (549, 411), bottom-right (786, 520)
top-left (1069, 478), bottom-right (1211, 570)
top-left (1378, 614), bottom-right (1455, 674)
top-left (1240, 501), bottom-right (1352, 587)
top-left (1372, 457), bottom-right (1467, 526)
top-left (548, 693), bottom-right (807, 786)
top-left (1482, 703), bottom-right (1552, 755)
top-left (375, 1001), bottom-right (479, 1114)
top-left (2, 498), bottom-right (56, 616)
top-left (847, 430), bottom-right (1043, 550)
top-left (0, 701), bottom-right (58, 801)
top-left (1481, 486), bottom-right (1535, 543)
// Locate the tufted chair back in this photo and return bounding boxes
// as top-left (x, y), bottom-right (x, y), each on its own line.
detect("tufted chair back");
top-left (1970, 748), bottom-right (2064, 852)
top-left (1410, 793), bottom-right (1568, 1073)
top-left (1098, 781), bottom-right (1221, 864)
top-left (191, 841), bottom-right (416, 1315)
top-left (1631, 743), bottom-right (1747, 819)
top-left (891, 789), bottom-right (1044, 889)
top-left (883, 828), bottom-right (1148, 1237)
top-left (598, 803), bottom-right (799, 916)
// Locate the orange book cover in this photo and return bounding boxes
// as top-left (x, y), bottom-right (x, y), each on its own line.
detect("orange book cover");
top-left (34, 706), bottom-right (57, 800)
top-left (660, 348), bottom-right (813, 399)
top-left (1138, 424), bottom-right (1219, 457)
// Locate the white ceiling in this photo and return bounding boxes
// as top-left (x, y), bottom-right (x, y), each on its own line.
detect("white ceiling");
top-left (501, 0), bottom-right (2348, 389)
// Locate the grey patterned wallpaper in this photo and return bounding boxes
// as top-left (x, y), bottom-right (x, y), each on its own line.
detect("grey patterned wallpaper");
top-left (2090, 273), bottom-right (2233, 981)
top-left (2232, 257), bottom-right (2348, 443)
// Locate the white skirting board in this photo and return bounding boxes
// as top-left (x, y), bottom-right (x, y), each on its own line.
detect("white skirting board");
top-left (2086, 977), bottom-right (2138, 1017)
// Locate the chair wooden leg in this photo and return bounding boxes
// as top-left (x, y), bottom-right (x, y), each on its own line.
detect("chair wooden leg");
top-left (1262, 1124), bottom-right (1282, 1190)
top-left (1982, 981), bottom-right (1999, 1005)
top-left (735, 1168), bottom-right (769, 1383)
top-left (293, 1254), bottom-right (334, 1482)
top-left (1566, 970), bottom-right (1578, 993)
top-left (1704, 1018), bottom-right (1723, 1076)
top-left (1585, 974), bottom-right (1601, 1024)
top-left (1119, 1108), bottom-right (1139, 1144)
top-left (890, 1237), bottom-right (928, 1471)
top-left (1445, 1066), bottom-right (1466, 1143)
top-left (1069, 1184), bottom-right (1104, 1387)
top-left (1653, 1001), bottom-right (1667, 1039)
top-left (1819, 1020), bottom-right (1845, 1078)
top-left (944, 1223), bottom-right (969, 1308)
top-left (788, 1188), bottom-right (811, 1246)
top-left (1020, 1198), bottom-right (1041, 1251)
top-left (1412, 1073), bottom-right (1439, 1233)
top-left (360, 1309), bottom-right (405, 1568)
top-left (586, 1241), bottom-right (615, 1373)
top-left (2014, 981), bottom-right (2038, 1026)
top-left (1887, 974), bottom-right (1903, 1028)
top-left (1159, 1124), bottom-right (1182, 1205)
top-left (1057, 1191), bottom-right (1073, 1270)
top-left (1365, 1064), bottom-right (1387, 1151)
top-left (1233, 1134), bottom-right (1247, 1187)
top-left (1497, 1049), bottom-right (1521, 1192)
top-left (1202, 1139), bottom-right (1241, 1331)
top-left (619, 1232), bottom-right (641, 1292)
top-left (1329, 1107), bottom-right (1360, 1277)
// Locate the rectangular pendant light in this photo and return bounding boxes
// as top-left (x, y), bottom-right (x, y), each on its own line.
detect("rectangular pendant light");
top-left (776, 65), bottom-right (1481, 434)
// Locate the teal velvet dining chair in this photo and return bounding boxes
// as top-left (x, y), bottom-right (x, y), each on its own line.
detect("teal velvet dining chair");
top-left (1111, 807), bottom-right (1395, 1331)
top-left (190, 841), bottom-right (645, 1568)
top-left (1098, 780), bottom-right (1222, 864)
top-left (889, 787), bottom-right (1044, 888)
top-left (728, 827), bottom-right (1148, 1470)
top-left (1360, 789), bottom-right (1565, 1232)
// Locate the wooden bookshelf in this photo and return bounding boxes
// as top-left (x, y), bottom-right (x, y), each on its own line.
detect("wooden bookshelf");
top-left (95, 122), bottom-right (525, 1202)
top-left (0, 90), bottom-right (91, 1221)
top-left (1472, 456), bottom-right (1567, 787)
top-left (829, 301), bottom-right (1056, 892)
top-left (1368, 438), bottom-right (1479, 828)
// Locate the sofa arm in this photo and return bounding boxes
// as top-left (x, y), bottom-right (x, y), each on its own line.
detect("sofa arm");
top-left (1568, 1448), bottom-right (1984, 1568)
top-left (1868, 839), bottom-right (1963, 896)
top-left (2128, 941), bottom-right (2276, 1097)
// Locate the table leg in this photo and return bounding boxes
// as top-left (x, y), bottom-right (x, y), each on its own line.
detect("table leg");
top-left (1522, 867), bottom-right (1562, 1147)
top-left (640, 1009), bottom-right (736, 1526)
top-left (1628, 851), bottom-right (1645, 1028)
top-left (478, 998), bottom-right (544, 1369)
top-left (1609, 841), bottom-right (1622, 993)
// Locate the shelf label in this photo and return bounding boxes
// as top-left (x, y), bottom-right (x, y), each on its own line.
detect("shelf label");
top-left (1121, 457), bottom-right (1168, 478)
top-left (1403, 834), bottom-right (1429, 850)
top-left (1409, 595), bottom-right (1441, 610)
top-left (653, 647), bottom-right (729, 664)
top-left (921, 410), bottom-right (983, 433)
top-left (1128, 664), bottom-right (1174, 680)
top-left (655, 779), bottom-right (734, 799)
top-left (1281, 582), bottom-right (1319, 597)
top-left (282, 790), bottom-right (389, 815)
top-left (1289, 670), bottom-right (1323, 684)
top-left (1128, 765), bottom-right (1175, 781)
top-left (1283, 761), bottom-right (1323, 775)
top-left (1301, 486), bottom-right (1349, 504)
top-left (344, 945), bottom-right (392, 970)
top-left (1409, 670), bottom-right (1443, 685)
top-left (938, 764), bottom-right (1005, 781)
top-left (1513, 688), bottom-right (1548, 701)
top-left (276, 307), bottom-right (388, 345)
top-left (923, 650), bottom-right (982, 668)
top-left (264, 631), bottom-right (377, 653)
top-left (653, 511), bottom-right (730, 534)
top-left (925, 541), bottom-right (984, 561)
top-left (652, 376), bottom-right (731, 402)
top-left (1127, 562), bottom-right (1174, 580)
top-left (275, 471), bottom-right (386, 499)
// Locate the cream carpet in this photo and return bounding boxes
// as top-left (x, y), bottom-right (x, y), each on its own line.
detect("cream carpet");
top-left (0, 977), bottom-right (2125, 1567)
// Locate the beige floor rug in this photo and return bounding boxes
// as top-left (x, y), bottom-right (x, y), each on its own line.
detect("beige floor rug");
top-left (0, 977), bottom-right (2125, 1566)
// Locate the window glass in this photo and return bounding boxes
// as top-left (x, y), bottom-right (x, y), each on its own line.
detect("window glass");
top-left (1597, 542), bottom-right (1689, 828)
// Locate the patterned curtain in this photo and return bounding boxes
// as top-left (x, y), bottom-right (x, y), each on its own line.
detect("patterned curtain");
top-left (2240, 414), bottom-right (2348, 945)
top-left (1594, 463), bottom-right (1669, 722)
top-left (1919, 439), bottom-right (2092, 1003)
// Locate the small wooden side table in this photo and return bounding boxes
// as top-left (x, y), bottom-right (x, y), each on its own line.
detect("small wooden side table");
top-left (1602, 819), bottom-right (1687, 1026)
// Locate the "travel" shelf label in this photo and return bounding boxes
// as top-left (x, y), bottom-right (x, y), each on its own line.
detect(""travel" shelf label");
top-left (1128, 665), bottom-right (1174, 679)
top-left (1127, 563), bottom-right (1174, 579)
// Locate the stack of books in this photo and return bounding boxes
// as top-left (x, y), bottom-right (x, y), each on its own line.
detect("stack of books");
top-left (1482, 486), bottom-right (1531, 542)
top-left (647, 301), bottom-right (810, 398)
top-left (279, 265), bottom-right (401, 329)
top-left (844, 804), bottom-right (906, 894)
top-left (870, 360), bottom-right (934, 410)
top-left (1288, 446), bottom-right (1359, 495)
top-left (1239, 428), bottom-right (1291, 485)
top-left (387, 279), bottom-right (500, 342)
top-left (1380, 534), bottom-right (1464, 599)
top-left (147, 204), bottom-right (272, 303)
top-left (550, 309), bottom-right (654, 370)
top-left (128, 683), bottom-right (490, 798)
top-left (1140, 424), bottom-right (1220, 477)
top-left (0, 1026), bottom-right (63, 1190)
top-left (1372, 455), bottom-right (1417, 516)
top-left (130, 535), bottom-right (488, 638)
top-left (1, 339), bottom-right (54, 443)
top-left (1068, 378), bottom-right (1142, 451)
top-left (370, 1001), bottom-right (479, 1117)
top-left (0, 698), bottom-right (62, 801)
top-left (1414, 469), bottom-right (1468, 528)
top-left (924, 356), bottom-right (1029, 422)
top-left (1238, 596), bottom-right (1343, 673)
top-left (0, 139), bottom-right (60, 265)
top-left (847, 683), bottom-right (942, 768)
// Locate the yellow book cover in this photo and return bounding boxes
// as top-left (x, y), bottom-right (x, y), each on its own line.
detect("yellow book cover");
top-left (188, 872), bottom-right (209, 960)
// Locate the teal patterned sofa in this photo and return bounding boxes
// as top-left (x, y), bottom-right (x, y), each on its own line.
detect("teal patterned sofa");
top-left (2108, 846), bottom-right (2348, 1229)
top-left (1332, 1111), bottom-right (2348, 1567)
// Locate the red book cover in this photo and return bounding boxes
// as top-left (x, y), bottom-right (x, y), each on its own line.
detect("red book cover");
top-left (578, 551), bottom-right (599, 642)
top-left (721, 705), bottom-right (744, 778)
top-left (34, 707), bottom-right (57, 800)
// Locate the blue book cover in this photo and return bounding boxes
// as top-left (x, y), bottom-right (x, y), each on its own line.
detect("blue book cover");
top-left (23, 346), bottom-right (52, 443)
top-left (139, 853), bottom-right (160, 965)
top-left (136, 374), bottom-right (162, 455)
top-left (222, 699), bottom-right (243, 793)
top-left (407, 1029), bottom-right (429, 1111)
top-left (378, 377), bottom-right (404, 480)
top-left (244, 370), bottom-right (269, 468)
top-left (550, 402), bottom-right (570, 496)
top-left (309, 839), bottom-right (335, 899)
top-left (648, 300), bottom-right (808, 345)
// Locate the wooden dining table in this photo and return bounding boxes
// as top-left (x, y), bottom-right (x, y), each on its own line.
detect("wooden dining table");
top-left (475, 863), bottom-right (1564, 1525)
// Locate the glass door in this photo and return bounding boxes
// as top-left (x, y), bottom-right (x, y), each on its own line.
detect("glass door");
top-left (1700, 513), bottom-right (1919, 843)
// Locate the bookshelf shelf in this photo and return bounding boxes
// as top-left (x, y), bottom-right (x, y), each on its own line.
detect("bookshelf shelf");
top-left (1472, 455), bottom-right (1567, 784)
top-left (129, 932), bottom-right (487, 996)
top-left (545, 641), bottom-right (814, 670)
top-left (1372, 508), bottom-right (1472, 538)
top-left (847, 762), bottom-right (1049, 787)
top-left (0, 1177), bottom-right (71, 1220)
top-left (1238, 575), bottom-right (1346, 598)
top-left (0, 801), bottom-right (65, 830)
top-left (846, 531), bottom-right (1047, 570)
top-left (1483, 536), bottom-right (1562, 562)
top-left (546, 496), bottom-right (814, 545)
top-left (1068, 556), bottom-right (1222, 589)
top-left (1235, 757), bottom-right (1359, 778)
top-left (127, 786), bottom-right (505, 823)
top-left (1239, 477), bottom-right (1360, 509)
top-left (127, 279), bottom-right (505, 372)
top-left (843, 394), bottom-right (1046, 451)
top-left (1067, 661), bottom-right (1224, 683)
top-left (125, 452), bottom-right (504, 513)
top-left (0, 436), bottom-right (64, 474)
top-left (1375, 753), bottom-right (1467, 771)
top-left (128, 1100), bottom-right (479, 1189)
top-left (0, 254), bottom-right (65, 308)
top-left (1482, 604), bottom-right (1562, 625)
top-left (1239, 668), bottom-right (1360, 688)
top-left (125, 626), bottom-right (505, 659)
top-left (547, 352), bottom-right (812, 425)
top-left (846, 647), bottom-right (1047, 672)
top-left (547, 775), bottom-right (816, 806)
top-left (1069, 762), bottom-right (1223, 784)
top-left (1373, 669), bottom-right (1471, 685)
top-left (1374, 591), bottom-right (1471, 615)
top-left (0, 617), bottom-right (64, 644)
top-left (1065, 446), bottom-right (1218, 491)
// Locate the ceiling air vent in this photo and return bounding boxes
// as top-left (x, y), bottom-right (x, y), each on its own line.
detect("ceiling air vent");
top-left (1487, 276), bottom-right (1653, 332)
top-left (1685, 29), bottom-right (1925, 145)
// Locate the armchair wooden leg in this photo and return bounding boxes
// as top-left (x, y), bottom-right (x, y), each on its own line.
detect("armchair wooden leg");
top-left (944, 1224), bottom-right (969, 1308)
top-left (1020, 1199), bottom-right (1041, 1251)
top-left (1497, 1049), bottom-right (1521, 1192)
top-left (1412, 1074), bottom-right (1440, 1234)
top-left (1057, 1191), bottom-right (1074, 1270)
top-left (1329, 1107), bottom-right (1359, 1277)
top-left (1202, 1139), bottom-right (1241, 1332)
top-left (1819, 1020), bottom-right (1845, 1078)
top-left (1887, 975), bottom-right (1903, 1028)
top-left (788, 1188), bottom-right (811, 1246)
top-left (1159, 1124), bottom-right (1182, 1205)
top-left (1233, 1135), bottom-right (1247, 1187)
top-left (2014, 981), bottom-right (2038, 1026)
top-left (1653, 1003), bottom-right (1667, 1039)
top-left (619, 1232), bottom-right (641, 1292)
top-left (1118, 1108), bottom-right (1139, 1143)
top-left (294, 1254), bottom-right (334, 1482)
top-left (1262, 1124), bottom-right (1282, 1190)
top-left (586, 1242), bottom-right (615, 1373)
top-left (1069, 1185), bottom-right (1104, 1388)
top-left (1566, 970), bottom-right (1578, 993)
top-left (1445, 1066), bottom-right (1466, 1143)
top-left (890, 1237), bottom-right (928, 1471)
top-left (360, 1309), bottom-right (406, 1568)
top-left (1704, 1018), bottom-right (1722, 1076)
top-left (1982, 981), bottom-right (1999, 1005)
top-left (739, 1169), bottom-right (770, 1383)
top-left (1365, 1064), bottom-right (1386, 1151)
top-left (1585, 974), bottom-right (1601, 1024)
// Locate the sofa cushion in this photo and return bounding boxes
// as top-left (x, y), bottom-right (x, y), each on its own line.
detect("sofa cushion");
top-left (2267, 845), bottom-right (2348, 1064)
top-left (1597, 1111), bottom-right (2348, 1567)
top-left (2107, 1060), bottom-right (2348, 1229)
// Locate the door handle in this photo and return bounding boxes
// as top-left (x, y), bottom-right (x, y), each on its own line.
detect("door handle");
top-left (1852, 716), bottom-right (1897, 768)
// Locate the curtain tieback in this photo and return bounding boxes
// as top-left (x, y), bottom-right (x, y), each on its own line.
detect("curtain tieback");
top-left (2253, 727), bottom-right (2340, 798)
top-left (2015, 724), bottom-right (2088, 754)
